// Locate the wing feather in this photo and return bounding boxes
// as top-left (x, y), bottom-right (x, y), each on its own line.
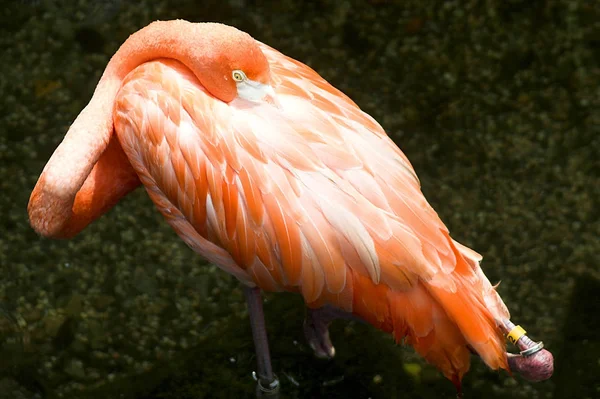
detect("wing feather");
top-left (113, 44), bottom-right (509, 383)
top-left (115, 54), bottom-right (464, 306)
top-left (261, 190), bottom-right (303, 286)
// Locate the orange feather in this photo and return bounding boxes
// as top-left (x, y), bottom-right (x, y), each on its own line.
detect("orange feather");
top-left (29, 21), bottom-right (517, 389)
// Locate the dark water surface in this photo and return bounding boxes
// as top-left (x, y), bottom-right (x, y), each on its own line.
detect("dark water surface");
top-left (1, 0), bottom-right (598, 398)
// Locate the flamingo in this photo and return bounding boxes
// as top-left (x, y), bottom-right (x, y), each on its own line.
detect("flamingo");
top-left (28, 20), bottom-right (553, 395)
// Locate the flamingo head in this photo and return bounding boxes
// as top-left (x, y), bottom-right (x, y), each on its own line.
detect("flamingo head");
top-left (198, 23), bottom-right (273, 104)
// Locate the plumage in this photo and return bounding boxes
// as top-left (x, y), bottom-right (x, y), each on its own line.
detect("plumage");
top-left (112, 51), bottom-right (510, 381)
top-left (29, 20), bottom-right (553, 392)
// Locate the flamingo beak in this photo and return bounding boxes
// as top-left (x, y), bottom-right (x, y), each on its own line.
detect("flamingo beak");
top-left (236, 80), bottom-right (281, 108)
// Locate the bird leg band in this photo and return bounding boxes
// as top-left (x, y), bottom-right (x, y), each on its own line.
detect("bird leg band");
top-left (501, 319), bottom-right (554, 382)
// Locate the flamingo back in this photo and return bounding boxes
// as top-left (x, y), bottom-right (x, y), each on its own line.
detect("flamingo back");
top-left (113, 46), bottom-right (510, 382)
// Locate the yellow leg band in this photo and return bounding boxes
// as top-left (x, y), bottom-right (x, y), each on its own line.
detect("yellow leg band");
top-left (507, 325), bottom-right (526, 345)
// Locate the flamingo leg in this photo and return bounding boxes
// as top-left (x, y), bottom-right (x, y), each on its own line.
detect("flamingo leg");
top-left (501, 319), bottom-right (554, 382)
top-left (243, 286), bottom-right (280, 397)
top-left (303, 305), bottom-right (361, 359)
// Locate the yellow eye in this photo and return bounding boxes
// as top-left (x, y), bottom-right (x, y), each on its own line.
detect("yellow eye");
top-left (232, 70), bottom-right (246, 82)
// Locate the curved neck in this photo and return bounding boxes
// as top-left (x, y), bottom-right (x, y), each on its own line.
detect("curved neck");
top-left (101, 20), bottom-right (233, 102)
top-left (29, 20), bottom-right (231, 236)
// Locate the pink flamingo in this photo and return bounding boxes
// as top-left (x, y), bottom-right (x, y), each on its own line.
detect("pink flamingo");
top-left (28, 20), bottom-right (553, 395)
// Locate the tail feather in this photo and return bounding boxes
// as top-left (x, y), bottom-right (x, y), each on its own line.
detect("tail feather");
top-left (428, 275), bottom-right (508, 371)
top-left (409, 309), bottom-right (471, 383)
top-left (307, 239), bottom-right (510, 384)
top-left (343, 242), bottom-right (509, 384)
top-left (389, 283), bottom-right (471, 380)
top-left (452, 238), bottom-right (510, 322)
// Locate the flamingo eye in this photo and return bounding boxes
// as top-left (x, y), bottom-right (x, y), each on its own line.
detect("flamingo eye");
top-left (232, 70), bottom-right (247, 82)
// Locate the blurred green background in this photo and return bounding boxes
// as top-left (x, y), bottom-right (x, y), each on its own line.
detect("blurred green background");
top-left (1, 0), bottom-right (598, 398)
